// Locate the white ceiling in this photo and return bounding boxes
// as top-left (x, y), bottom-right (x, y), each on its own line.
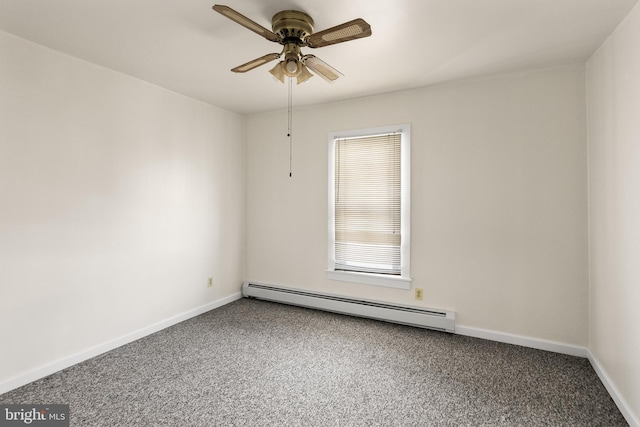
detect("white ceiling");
top-left (0, 0), bottom-right (637, 115)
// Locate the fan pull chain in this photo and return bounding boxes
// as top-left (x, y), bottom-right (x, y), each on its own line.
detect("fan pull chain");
top-left (288, 77), bottom-right (293, 177)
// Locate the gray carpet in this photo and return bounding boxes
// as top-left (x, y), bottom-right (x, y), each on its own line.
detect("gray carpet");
top-left (0, 298), bottom-right (627, 426)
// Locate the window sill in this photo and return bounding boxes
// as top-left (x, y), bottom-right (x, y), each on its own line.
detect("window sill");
top-left (326, 270), bottom-right (412, 289)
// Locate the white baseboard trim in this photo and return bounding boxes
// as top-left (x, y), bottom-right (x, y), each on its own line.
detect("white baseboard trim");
top-left (0, 292), bottom-right (242, 396)
top-left (455, 325), bottom-right (589, 358)
top-left (588, 350), bottom-right (640, 427)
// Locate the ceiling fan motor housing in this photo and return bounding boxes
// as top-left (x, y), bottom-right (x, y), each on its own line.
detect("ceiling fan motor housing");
top-left (271, 10), bottom-right (314, 43)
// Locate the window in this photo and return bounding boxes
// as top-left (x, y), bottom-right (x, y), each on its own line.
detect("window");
top-left (327, 124), bottom-right (411, 289)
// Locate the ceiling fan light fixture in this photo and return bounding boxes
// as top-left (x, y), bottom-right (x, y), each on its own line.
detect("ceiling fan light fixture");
top-left (285, 59), bottom-right (299, 75)
top-left (269, 62), bottom-right (286, 83)
top-left (281, 43), bottom-right (302, 78)
top-left (296, 65), bottom-right (314, 84)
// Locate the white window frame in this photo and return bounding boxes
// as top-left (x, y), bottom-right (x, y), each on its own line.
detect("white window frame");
top-left (327, 124), bottom-right (411, 289)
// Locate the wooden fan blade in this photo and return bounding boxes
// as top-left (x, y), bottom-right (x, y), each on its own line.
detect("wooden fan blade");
top-left (231, 53), bottom-right (281, 73)
top-left (307, 18), bottom-right (371, 48)
top-left (213, 4), bottom-right (280, 43)
top-left (303, 55), bottom-right (343, 82)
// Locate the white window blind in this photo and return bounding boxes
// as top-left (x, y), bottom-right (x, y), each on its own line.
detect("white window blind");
top-left (334, 132), bottom-right (402, 275)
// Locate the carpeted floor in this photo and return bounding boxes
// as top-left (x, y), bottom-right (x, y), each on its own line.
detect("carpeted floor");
top-left (0, 298), bottom-right (627, 426)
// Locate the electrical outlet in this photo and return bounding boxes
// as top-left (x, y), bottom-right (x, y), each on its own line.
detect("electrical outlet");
top-left (415, 288), bottom-right (423, 300)
top-left (207, 277), bottom-right (213, 288)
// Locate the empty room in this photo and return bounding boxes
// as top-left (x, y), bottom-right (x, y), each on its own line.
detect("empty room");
top-left (1, 0), bottom-right (639, 425)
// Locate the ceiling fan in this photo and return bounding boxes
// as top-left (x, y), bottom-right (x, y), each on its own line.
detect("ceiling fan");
top-left (212, 4), bottom-right (372, 84)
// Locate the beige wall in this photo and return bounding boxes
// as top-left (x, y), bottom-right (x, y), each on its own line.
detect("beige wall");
top-left (0, 31), bottom-right (244, 384)
top-left (245, 65), bottom-right (588, 346)
top-left (587, 1), bottom-right (640, 422)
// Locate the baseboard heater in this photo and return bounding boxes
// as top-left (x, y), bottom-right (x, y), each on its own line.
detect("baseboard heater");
top-left (242, 282), bottom-right (455, 333)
